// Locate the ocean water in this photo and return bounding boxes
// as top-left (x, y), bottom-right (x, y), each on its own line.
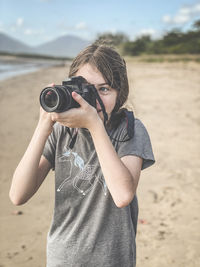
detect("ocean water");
top-left (0, 59), bottom-right (60, 81)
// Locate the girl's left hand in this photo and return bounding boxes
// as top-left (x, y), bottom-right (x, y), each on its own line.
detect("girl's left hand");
top-left (51, 91), bottom-right (102, 130)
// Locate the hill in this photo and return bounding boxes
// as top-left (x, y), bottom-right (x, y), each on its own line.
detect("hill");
top-left (33, 35), bottom-right (90, 57)
top-left (0, 32), bottom-right (32, 54)
top-left (0, 32), bottom-right (90, 58)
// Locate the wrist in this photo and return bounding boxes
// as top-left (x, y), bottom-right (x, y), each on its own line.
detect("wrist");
top-left (36, 121), bottom-right (53, 139)
top-left (88, 116), bottom-right (104, 136)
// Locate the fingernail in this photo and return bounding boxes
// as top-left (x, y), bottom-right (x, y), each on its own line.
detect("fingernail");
top-left (72, 91), bottom-right (78, 97)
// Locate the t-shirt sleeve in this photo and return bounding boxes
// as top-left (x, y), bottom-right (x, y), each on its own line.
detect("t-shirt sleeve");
top-left (117, 119), bottom-right (155, 170)
top-left (43, 123), bottom-right (58, 170)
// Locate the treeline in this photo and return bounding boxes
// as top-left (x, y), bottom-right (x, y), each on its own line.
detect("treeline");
top-left (95, 19), bottom-right (200, 56)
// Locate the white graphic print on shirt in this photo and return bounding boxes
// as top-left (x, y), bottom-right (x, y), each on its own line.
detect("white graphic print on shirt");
top-left (57, 148), bottom-right (107, 196)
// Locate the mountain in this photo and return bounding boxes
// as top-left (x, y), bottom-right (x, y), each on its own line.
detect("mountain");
top-left (33, 35), bottom-right (90, 57)
top-left (0, 32), bottom-right (91, 58)
top-left (0, 32), bottom-right (32, 54)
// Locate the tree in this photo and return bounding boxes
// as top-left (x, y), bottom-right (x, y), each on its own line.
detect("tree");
top-left (95, 32), bottom-right (129, 47)
top-left (162, 29), bottom-right (183, 46)
top-left (122, 35), bottom-right (152, 55)
top-left (193, 19), bottom-right (200, 31)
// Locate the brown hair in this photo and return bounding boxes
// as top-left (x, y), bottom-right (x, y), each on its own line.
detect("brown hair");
top-left (69, 43), bottom-right (129, 129)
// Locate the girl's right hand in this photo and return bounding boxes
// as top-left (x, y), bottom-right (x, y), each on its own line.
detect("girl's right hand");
top-left (37, 83), bottom-right (55, 136)
top-left (37, 107), bottom-right (55, 137)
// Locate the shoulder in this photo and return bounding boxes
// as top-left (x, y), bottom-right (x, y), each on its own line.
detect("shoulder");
top-left (134, 118), bottom-right (150, 137)
top-left (111, 116), bottom-right (149, 141)
top-left (115, 117), bottom-right (155, 169)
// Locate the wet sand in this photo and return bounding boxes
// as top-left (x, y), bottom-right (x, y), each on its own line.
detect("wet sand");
top-left (0, 60), bottom-right (200, 266)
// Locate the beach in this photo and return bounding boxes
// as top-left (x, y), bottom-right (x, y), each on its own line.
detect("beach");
top-left (0, 59), bottom-right (200, 267)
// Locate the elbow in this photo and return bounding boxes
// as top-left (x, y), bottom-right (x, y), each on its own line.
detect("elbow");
top-left (9, 196), bottom-right (27, 206)
top-left (114, 192), bottom-right (135, 208)
top-left (9, 191), bottom-right (27, 206)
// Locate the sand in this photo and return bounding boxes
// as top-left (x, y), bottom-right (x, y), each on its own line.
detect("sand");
top-left (0, 60), bottom-right (200, 267)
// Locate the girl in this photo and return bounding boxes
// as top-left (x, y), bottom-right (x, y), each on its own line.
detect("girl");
top-left (9, 43), bottom-right (155, 267)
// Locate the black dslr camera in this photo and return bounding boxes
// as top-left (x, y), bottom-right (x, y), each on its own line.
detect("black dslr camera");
top-left (40, 76), bottom-right (97, 113)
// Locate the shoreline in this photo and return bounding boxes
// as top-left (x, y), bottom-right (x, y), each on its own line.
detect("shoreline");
top-left (0, 55), bottom-right (69, 81)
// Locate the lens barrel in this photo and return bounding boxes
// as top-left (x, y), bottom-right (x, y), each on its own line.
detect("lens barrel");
top-left (40, 86), bottom-right (74, 112)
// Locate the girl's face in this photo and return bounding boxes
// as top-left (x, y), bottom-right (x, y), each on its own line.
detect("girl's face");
top-left (75, 63), bottom-right (118, 121)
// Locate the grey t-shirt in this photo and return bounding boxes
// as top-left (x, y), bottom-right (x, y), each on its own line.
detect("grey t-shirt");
top-left (43, 118), bottom-right (155, 267)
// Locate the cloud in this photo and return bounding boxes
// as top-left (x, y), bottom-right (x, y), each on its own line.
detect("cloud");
top-left (162, 13), bottom-right (190, 24)
top-left (16, 18), bottom-right (24, 27)
top-left (75, 22), bottom-right (87, 30)
top-left (24, 29), bottom-right (33, 35)
top-left (24, 28), bottom-right (45, 36)
top-left (162, 3), bottom-right (200, 25)
top-left (108, 28), bottom-right (117, 34)
top-left (139, 28), bottom-right (156, 36)
top-left (8, 17), bottom-right (24, 32)
top-left (132, 28), bottom-right (161, 40)
top-left (58, 21), bottom-right (88, 32)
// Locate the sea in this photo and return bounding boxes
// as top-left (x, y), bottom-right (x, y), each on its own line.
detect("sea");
top-left (0, 57), bottom-right (63, 81)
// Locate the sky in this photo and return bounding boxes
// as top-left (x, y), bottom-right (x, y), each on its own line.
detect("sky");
top-left (0, 0), bottom-right (200, 46)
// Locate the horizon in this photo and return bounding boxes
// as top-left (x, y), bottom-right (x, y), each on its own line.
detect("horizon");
top-left (0, 0), bottom-right (200, 46)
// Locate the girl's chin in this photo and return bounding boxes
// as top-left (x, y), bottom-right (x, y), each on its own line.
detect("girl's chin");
top-left (97, 110), bottom-right (110, 122)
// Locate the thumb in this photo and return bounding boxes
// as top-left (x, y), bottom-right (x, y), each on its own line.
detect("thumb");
top-left (72, 91), bottom-right (87, 107)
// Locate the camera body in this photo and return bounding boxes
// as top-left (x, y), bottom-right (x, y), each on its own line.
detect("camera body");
top-left (40, 76), bottom-right (97, 113)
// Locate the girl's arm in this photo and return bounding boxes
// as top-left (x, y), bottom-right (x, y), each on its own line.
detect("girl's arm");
top-left (51, 92), bottom-right (142, 208)
top-left (89, 120), bottom-right (143, 208)
top-left (9, 109), bottom-right (54, 205)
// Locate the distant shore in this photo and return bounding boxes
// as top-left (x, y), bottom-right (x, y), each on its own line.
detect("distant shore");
top-left (0, 55), bottom-right (70, 81)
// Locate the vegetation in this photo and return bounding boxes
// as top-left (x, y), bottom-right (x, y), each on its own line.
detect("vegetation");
top-left (95, 19), bottom-right (200, 57)
top-left (0, 51), bottom-right (72, 61)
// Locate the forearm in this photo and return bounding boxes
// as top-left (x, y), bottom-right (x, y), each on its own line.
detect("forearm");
top-left (9, 125), bottom-right (49, 205)
top-left (89, 120), bottom-right (135, 208)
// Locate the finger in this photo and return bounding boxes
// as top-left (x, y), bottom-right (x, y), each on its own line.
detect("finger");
top-left (51, 111), bottom-right (71, 122)
top-left (51, 112), bottom-right (59, 122)
top-left (47, 83), bottom-right (55, 87)
top-left (72, 91), bottom-right (88, 108)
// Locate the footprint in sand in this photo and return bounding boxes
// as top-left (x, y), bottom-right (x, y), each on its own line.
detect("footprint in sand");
top-left (148, 190), bottom-right (159, 203)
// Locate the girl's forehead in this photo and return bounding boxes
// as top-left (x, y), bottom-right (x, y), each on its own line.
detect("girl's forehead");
top-left (76, 63), bottom-right (106, 85)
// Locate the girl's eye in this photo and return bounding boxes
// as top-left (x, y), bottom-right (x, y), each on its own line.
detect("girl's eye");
top-left (99, 87), bottom-right (109, 93)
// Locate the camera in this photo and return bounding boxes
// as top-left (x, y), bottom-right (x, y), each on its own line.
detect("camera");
top-left (40, 76), bottom-right (97, 113)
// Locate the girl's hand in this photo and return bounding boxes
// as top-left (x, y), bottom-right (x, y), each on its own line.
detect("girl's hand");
top-left (37, 107), bottom-right (55, 136)
top-left (51, 91), bottom-right (102, 130)
top-left (37, 83), bottom-right (55, 136)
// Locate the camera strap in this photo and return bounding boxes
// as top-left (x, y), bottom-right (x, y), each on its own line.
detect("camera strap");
top-left (66, 128), bottom-right (78, 150)
top-left (125, 110), bottom-right (135, 139)
top-left (92, 88), bottom-right (108, 125)
top-left (107, 110), bottom-right (135, 143)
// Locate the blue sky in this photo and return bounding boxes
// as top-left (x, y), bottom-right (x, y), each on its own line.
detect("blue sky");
top-left (0, 0), bottom-right (200, 46)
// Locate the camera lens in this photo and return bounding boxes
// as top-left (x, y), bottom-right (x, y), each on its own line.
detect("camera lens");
top-left (40, 85), bottom-right (75, 112)
top-left (44, 90), bottom-right (58, 108)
